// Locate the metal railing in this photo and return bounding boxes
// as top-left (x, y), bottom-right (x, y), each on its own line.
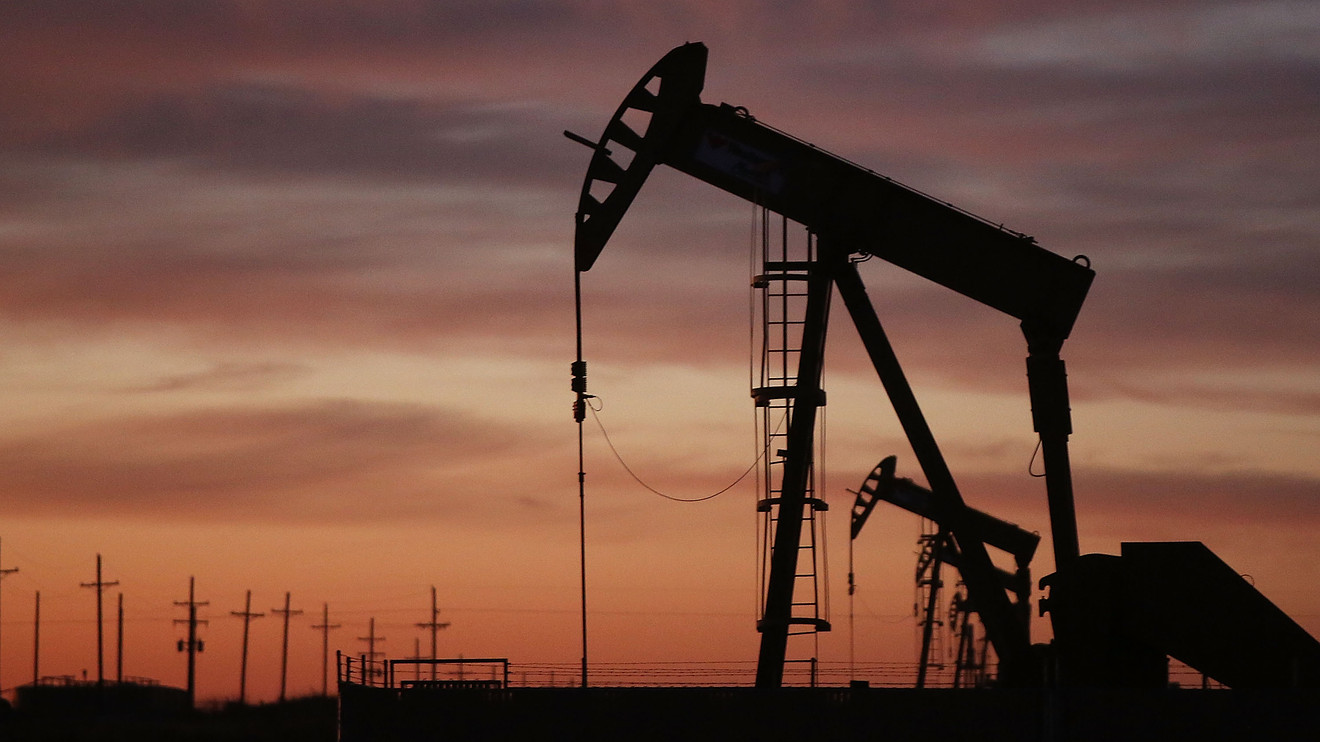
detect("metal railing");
top-left (336, 654), bottom-right (995, 690)
top-left (337, 652), bottom-right (1237, 691)
top-left (338, 652), bottom-right (509, 689)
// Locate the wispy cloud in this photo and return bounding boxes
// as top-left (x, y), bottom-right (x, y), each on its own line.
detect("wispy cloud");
top-left (0, 400), bottom-right (556, 522)
top-left (127, 361), bottom-right (309, 393)
top-left (18, 83), bottom-right (582, 185)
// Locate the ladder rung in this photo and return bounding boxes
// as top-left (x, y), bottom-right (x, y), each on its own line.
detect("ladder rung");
top-left (751, 386), bottom-right (827, 407)
top-left (753, 273), bottom-right (811, 286)
top-left (762, 260), bottom-right (814, 272)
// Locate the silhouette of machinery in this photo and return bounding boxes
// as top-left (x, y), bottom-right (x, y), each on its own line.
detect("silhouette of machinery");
top-left (570, 42), bottom-right (1320, 690)
top-left (849, 456), bottom-right (1037, 687)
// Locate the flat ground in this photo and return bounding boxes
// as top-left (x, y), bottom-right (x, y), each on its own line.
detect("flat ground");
top-left (0, 696), bottom-right (336, 742)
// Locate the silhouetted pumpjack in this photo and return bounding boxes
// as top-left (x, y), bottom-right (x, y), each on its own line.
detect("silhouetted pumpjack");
top-left (571, 42), bottom-right (1090, 688)
top-left (571, 42), bottom-right (1320, 690)
top-left (849, 455), bottom-right (1039, 685)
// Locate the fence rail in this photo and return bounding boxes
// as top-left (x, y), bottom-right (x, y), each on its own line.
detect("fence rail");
top-left (336, 653), bottom-right (1024, 690)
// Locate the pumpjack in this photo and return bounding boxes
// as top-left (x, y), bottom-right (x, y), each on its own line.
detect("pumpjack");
top-left (850, 456), bottom-right (1038, 687)
top-left (570, 42), bottom-right (1320, 690)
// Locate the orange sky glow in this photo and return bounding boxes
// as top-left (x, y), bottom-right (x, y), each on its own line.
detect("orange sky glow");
top-left (0, 1), bottom-right (1317, 703)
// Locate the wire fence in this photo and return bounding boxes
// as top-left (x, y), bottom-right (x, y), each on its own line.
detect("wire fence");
top-left (340, 653), bottom-right (1230, 691)
top-left (338, 653), bottom-right (1006, 690)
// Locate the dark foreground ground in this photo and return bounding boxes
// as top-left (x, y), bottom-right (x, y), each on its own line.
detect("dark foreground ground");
top-left (341, 684), bottom-right (1320, 742)
top-left (7, 685), bottom-right (1318, 741)
top-left (0, 695), bottom-right (336, 742)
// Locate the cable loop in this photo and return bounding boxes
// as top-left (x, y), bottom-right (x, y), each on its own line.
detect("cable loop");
top-left (1028, 438), bottom-right (1047, 478)
top-left (588, 401), bottom-right (774, 503)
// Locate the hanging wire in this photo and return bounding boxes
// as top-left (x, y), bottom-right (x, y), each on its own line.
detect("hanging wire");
top-left (750, 199), bottom-right (766, 619)
top-left (1027, 437), bottom-right (1047, 478)
top-left (587, 400), bottom-right (781, 503)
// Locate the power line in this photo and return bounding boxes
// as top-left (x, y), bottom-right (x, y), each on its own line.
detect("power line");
top-left (271, 592), bottom-right (303, 702)
top-left (172, 576), bottom-right (208, 709)
top-left (116, 593), bottom-right (124, 684)
top-left (230, 590), bottom-right (264, 705)
top-left (31, 591), bottom-right (39, 686)
top-left (356, 617), bottom-right (385, 682)
top-left (79, 554), bottom-right (119, 688)
top-left (310, 603), bottom-right (341, 697)
top-left (0, 539), bottom-right (19, 692)
top-left (415, 586), bottom-right (449, 681)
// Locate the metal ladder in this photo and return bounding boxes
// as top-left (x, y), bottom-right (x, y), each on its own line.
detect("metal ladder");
top-left (753, 213), bottom-right (830, 684)
top-left (914, 520), bottom-right (947, 686)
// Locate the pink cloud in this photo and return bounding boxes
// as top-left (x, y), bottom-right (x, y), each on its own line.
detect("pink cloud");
top-left (0, 400), bottom-right (564, 523)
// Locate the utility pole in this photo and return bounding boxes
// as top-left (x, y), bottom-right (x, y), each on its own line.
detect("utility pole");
top-left (271, 592), bottom-right (302, 702)
top-left (310, 603), bottom-right (340, 696)
top-left (0, 539), bottom-right (19, 692)
top-left (356, 618), bottom-right (385, 685)
top-left (173, 576), bottom-right (208, 709)
top-left (80, 554), bottom-right (119, 688)
top-left (415, 586), bottom-right (450, 680)
top-left (230, 591), bottom-right (264, 704)
top-left (116, 593), bottom-right (124, 683)
top-left (32, 591), bottom-right (40, 685)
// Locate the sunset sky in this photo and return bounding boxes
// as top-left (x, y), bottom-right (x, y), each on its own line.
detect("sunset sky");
top-left (1, 1), bottom-right (1317, 703)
